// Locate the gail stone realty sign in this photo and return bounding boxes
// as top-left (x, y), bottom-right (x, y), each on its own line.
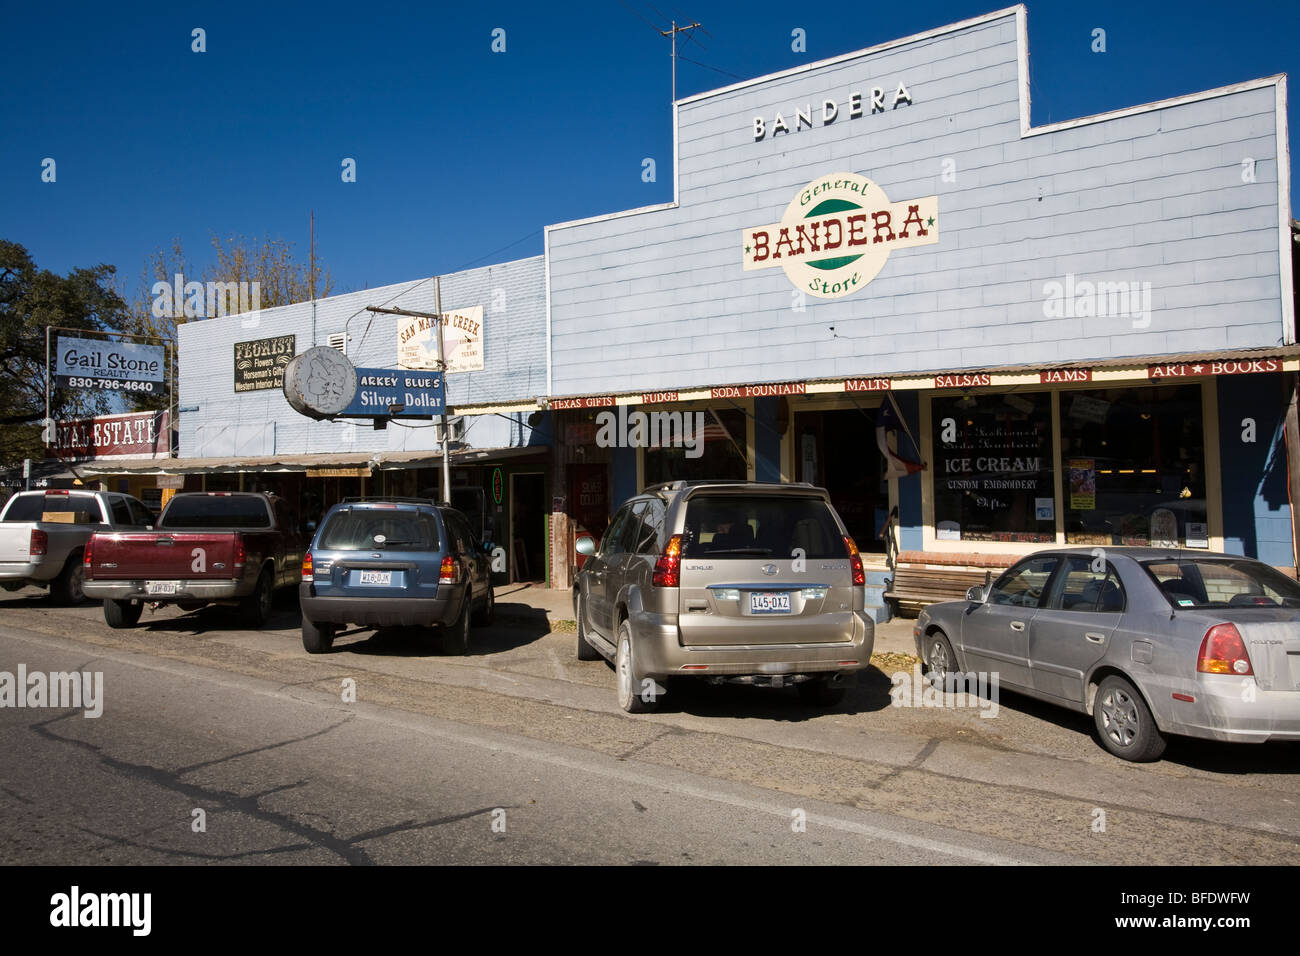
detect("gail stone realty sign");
top-left (742, 172), bottom-right (938, 299)
top-left (55, 337), bottom-right (165, 395)
top-left (397, 306), bottom-right (484, 373)
top-left (234, 335), bottom-right (296, 392)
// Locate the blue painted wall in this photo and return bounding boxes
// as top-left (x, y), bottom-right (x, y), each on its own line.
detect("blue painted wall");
top-left (612, 444), bottom-right (638, 506)
top-left (754, 397), bottom-right (782, 483)
top-left (1217, 373), bottom-right (1294, 566)
top-left (894, 391), bottom-right (925, 552)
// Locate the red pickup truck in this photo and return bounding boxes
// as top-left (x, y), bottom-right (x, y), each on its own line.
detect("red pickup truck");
top-left (83, 492), bottom-right (306, 628)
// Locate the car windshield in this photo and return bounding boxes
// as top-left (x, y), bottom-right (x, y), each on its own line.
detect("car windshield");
top-left (160, 496), bottom-right (271, 529)
top-left (319, 511), bottom-right (438, 551)
top-left (681, 494), bottom-right (844, 559)
top-left (1142, 558), bottom-right (1300, 609)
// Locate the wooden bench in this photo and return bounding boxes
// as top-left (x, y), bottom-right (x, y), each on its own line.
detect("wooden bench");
top-left (885, 566), bottom-right (997, 616)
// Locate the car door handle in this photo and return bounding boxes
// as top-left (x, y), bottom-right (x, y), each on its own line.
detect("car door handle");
top-left (1009, 621), bottom-right (1026, 631)
top-left (1084, 632), bottom-right (1106, 644)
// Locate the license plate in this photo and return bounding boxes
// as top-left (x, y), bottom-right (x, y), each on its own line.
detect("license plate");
top-left (145, 580), bottom-right (179, 595)
top-left (359, 570), bottom-right (393, 586)
top-left (749, 592), bottom-right (791, 614)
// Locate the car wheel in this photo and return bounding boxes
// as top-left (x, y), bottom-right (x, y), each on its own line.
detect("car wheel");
top-left (797, 676), bottom-right (845, 706)
top-left (50, 554), bottom-right (86, 606)
top-left (925, 629), bottom-right (963, 689)
top-left (576, 594), bottom-right (602, 661)
top-left (471, 583), bottom-right (495, 626)
top-left (104, 599), bottom-right (142, 629)
top-left (239, 569), bottom-right (274, 628)
top-left (302, 617), bottom-right (335, 654)
top-left (615, 619), bottom-right (655, 713)
top-left (1094, 676), bottom-right (1166, 762)
top-left (441, 589), bottom-right (471, 655)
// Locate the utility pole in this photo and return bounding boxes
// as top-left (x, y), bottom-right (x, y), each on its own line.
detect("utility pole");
top-left (660, 19), bottom-right (702, 103)
top-left (363, 296), bottom-right (453, 505)
top-left (433, 277), bottom-right (451, 505)
top-left (309, 211), bottom-right (316, 302)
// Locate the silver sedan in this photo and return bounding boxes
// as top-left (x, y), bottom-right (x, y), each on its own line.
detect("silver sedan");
top-left (913, 548), bottom-right (1300, 761)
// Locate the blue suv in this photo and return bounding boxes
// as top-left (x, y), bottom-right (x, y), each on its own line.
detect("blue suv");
top-left (299, 498), bottom-right (494, 654)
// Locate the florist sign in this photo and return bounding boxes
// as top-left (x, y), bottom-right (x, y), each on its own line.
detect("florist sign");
top-left (741, 172), bottom-right (938, 299)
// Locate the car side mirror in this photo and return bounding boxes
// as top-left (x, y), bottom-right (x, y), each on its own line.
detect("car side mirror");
top-left (575, 536), bottom-right (596, 557)
top-left (966, 585), bottom-right (988, 603)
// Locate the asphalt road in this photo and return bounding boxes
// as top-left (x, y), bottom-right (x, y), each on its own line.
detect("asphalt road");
top-left (1, 588), bottom-right (1297, 865)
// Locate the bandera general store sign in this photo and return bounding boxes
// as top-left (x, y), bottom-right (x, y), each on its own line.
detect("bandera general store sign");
top-left (742, 172), bottom-right (938, 299)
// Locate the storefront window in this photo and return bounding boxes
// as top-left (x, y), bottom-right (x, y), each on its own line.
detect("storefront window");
top-left (932, 392), bottom-right (1055, 543)
top-left (643, 408), bottom-right (747, 486)
top-left (1060, 384), bottom-right (1206, 547)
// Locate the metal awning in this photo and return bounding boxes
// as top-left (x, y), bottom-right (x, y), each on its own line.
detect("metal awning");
top-left (73, 445), bottom-right (548, 477)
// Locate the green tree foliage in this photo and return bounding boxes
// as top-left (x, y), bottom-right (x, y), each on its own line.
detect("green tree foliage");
top-left (0, 241), bottom-right (129, 468)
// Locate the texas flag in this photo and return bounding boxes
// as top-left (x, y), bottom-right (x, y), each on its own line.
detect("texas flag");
top-left (877, 393), bottom-right (925, 479)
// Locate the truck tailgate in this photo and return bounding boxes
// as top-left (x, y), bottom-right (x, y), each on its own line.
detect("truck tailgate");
top-left (88, 532), bottom-right (244, 580)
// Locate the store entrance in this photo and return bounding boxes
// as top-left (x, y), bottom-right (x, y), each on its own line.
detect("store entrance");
top-left (793, 407), bottom-right (887, 554)
top-left (510, 472), bottom-right (547, 582)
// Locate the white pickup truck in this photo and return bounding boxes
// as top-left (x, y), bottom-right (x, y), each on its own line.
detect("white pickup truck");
top-left (0, 489), bottom-right (155, 604)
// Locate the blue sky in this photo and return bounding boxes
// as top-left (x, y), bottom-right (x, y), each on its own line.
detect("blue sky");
top-left (2, 0), bottom-right (1295, 302)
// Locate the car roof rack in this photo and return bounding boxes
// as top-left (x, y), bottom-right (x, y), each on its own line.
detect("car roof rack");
top-left (340, 496), bottom-right (437, 505)
top-left (640, 479), bottom-right (816, 494)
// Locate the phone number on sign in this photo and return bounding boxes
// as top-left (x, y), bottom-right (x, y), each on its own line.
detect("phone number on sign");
top-left (63, 377), bottom-right (158, 392)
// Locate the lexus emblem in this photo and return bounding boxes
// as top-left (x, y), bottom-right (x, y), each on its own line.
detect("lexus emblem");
top-left (761, 563), bottom-right (778, 576)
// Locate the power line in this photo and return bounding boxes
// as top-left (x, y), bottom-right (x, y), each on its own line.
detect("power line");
top-left (614, 0), bottom-right (665, 32)
top-left (676, 52), bottom-right (743, 81)
top-left (449, 229), bottom-right (540, 274)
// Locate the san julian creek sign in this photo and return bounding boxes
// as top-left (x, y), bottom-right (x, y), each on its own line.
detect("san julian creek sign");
top-left (742, 172), bottom-right (938, 299)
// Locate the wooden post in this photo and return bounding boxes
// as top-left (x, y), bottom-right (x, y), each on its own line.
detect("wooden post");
top-left (549, 409), bottom-right (571, 590)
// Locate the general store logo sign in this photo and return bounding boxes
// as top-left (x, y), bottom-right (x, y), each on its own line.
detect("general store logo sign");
top-left (741, 172), bottom-right (938, 299)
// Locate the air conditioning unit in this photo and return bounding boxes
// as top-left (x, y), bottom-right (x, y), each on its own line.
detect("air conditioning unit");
top-left (438, 416), bottom-right (465, 444)
top-left (327, 332), bottom-right (347, 355)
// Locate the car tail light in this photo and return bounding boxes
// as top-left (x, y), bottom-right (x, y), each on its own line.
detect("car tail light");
top-left (83, 536), bottom-right (94, 569)
top-left (843, 535), bottom-right (865, 586)
top-left (1197, 623), bottom-right (1254, 676)
top-left (652, 534), bottom-right (683, 588)
top-left (44, 489), bottom-right (69, 496)
top-left (233, 537), bottom-right (246, 569)
top-left (439, 555), bottom-right (459, 584)
top-left (29, 529), bottom-right (47, 557)
top-left (301, 552), bottom-right (313, 583)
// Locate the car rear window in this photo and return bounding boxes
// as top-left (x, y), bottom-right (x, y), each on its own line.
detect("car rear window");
top-left (1143, 559), bottom-right (1300, 609)
top-left (160, 495), bottom-right (272, 529)
top-left (319, 510), bottom-right (440, 551)
top-left (2, 494), bottom-right (102, 523)
top-left (681, 494), bottom-right (844, 559)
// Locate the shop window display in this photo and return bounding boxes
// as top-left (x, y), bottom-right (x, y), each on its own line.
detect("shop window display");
top-left (1060, 384), bottom-right (1207, 547)
top-left (931, 392), bottom-right (1055, 543)
top-left (643, 408), bottom-right (747, 486)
